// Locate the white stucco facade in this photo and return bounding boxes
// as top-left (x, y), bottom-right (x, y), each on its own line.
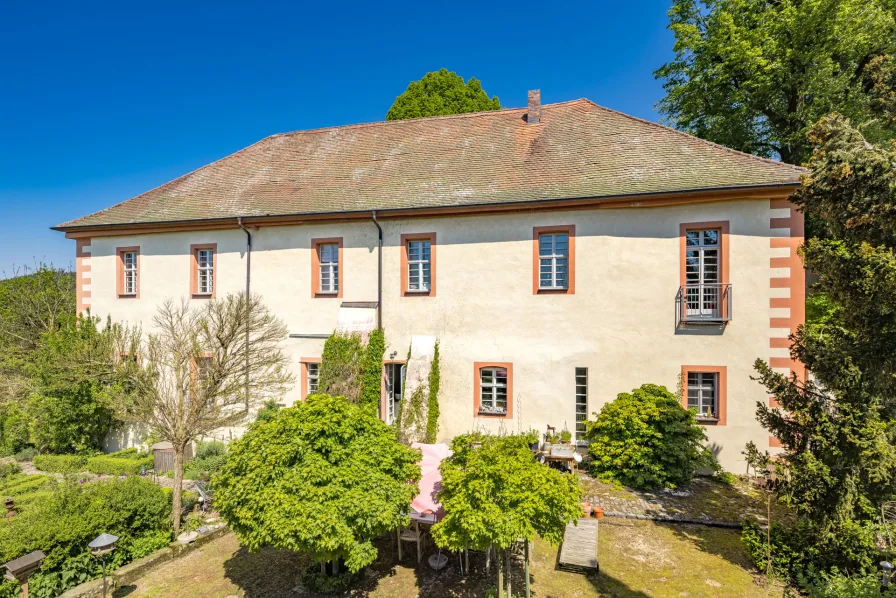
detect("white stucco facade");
top-left (76, 197), bottom-right (804, 471)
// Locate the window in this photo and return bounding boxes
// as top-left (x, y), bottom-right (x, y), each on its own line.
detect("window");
top-left (684, 229), bottom-right (719, 316)
top-left (681, 365), bottom-right (727, 425)
top-left (687, 372), bottom-right (717, 419)
top-left (385, 362), bottom-right (406, 425)
top-left (539, 233), bottom-right (569, 289)
top-left (575, 368), bottom-right (588, 442)
top-left (300, 358), bottom-right (322, 400)
top-left (190, 244), bottom-right (217, 298)
top-left (311, 238), bottom-right (343, 298)
top-left (116, 246), bottom-right (139, 298)
top-left (319, 244), bottom-right (339, 293)
top-left (307, 362), bottom-right (319, 395)
top-left (479, 368), bottom-right (508, 414)
top-left (401, 233), bottom-right (436, 297)
top-left (533, 225), bottom-right (575, 294)
top-left (408, 240), bottom-right (431, 291)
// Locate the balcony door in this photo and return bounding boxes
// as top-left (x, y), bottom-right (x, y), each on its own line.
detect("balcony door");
top-left (684, 229), bottom-right (720, 318)
top-left (385, 363), bottom-right (405, 425)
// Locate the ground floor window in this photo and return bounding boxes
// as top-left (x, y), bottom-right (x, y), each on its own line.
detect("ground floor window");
top-left (479, 367), bottom-right (508, 415)
top-left (307, 362), bottom-right (319, 395)
top-left (385, 363), bottom-right (405, 425)
top-left (687, 372), bottom-right (717, 419)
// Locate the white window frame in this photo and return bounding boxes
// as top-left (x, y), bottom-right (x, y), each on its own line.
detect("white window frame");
top-left (684, 229), bottom-right (720, 317)
top-left (406, 240), bottom-right (431, 292)
top-left (479, 367), bottom-right (508, 414)
top-left (318, 244), bottom-right (339, 294)
top-left (538, 233), bottom-right (569, 290)
top-left (307, 362), bottom-right (319, 395)
top-left (196, 249), bottom-right (214, 295)
top-left (575, 367), bottom-right (588, 443)
top-left (122, 251), bottom-right (137, 296)
top-left (687, 372), bottom-right (718, 419)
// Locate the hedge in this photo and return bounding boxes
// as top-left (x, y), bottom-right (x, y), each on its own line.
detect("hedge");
top-left (86, 455), bottom-right (154, 476)
top-left (32, 454), bottom-right (88, 474)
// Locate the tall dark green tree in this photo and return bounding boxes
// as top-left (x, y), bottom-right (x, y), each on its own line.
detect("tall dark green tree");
top-left (656, 0), bottom-right (896, 165)
top-left (386, 69), bottom-right (501, 121)
top-left (750, 112), bottom-right (896, 574)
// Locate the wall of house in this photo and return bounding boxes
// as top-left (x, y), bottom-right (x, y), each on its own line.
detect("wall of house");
top-left (77, 197), bottom-right (803, 471)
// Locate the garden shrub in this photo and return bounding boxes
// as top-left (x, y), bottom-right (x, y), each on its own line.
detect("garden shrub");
top-left (0, 404), bottom-right (31, 456)
top-left (798, 568), bottom-right (896, 597)
top-left (425, 342), bottom-right (440, 443)
top-left (194, 440), bottom-right (227, 460)
top-left (106, 447), bottom-right (141, 458)
top-left (318, 330), bottom-right (386, 412)
top-left (0, 463), bottom-right (21, 479)
top-left (86, 455), bottom-right (154, 476)
top-left (585, 383), bottom-right (716, 490)
top-left (184, 454), bottom-right (228, 481)
top-left (0, 476), bottom-right (171, 598)
top-left (253, 400), bottom-right (281, 424)
top-left (32, 454), bottom-right (88, 474)
top-left (13, 447), bottom-right (36, 462)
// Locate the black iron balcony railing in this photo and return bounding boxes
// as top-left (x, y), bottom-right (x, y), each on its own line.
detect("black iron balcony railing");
top-left (676, 283), bottom-right (732, 326)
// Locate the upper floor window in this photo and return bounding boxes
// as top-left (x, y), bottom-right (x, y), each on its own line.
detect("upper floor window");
top-left (319, 244), bottom-right (339, 294)
top-left (533, 225), bottom-right (575, 294)
top-left (407, 240), bottom-right (431, 292)
top-left (116, 246), bottom-right (140, 298)
top-left (190, 244), bottom-right (217, 298)
top-left (539, 233), bottom-right (569, 290)
top-left (678, 222), bottom-right (730, 324)
top-left (311, 238), bottom-right (343, 298)
top-left (687, 372), bottom-right (717, 420)
top-left (479, 367), bottom-right (508, 415)
top-left (401, 233), bottom-right (436, 297)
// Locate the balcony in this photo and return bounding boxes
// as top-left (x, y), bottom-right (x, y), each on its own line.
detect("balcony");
top-left (676, 283), bottom-right (732, 326)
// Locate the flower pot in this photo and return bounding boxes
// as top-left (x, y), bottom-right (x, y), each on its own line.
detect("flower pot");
top-left (593, 506), bottom-right (605, 520)
top-left (581, 502), bottom-right (592, 518)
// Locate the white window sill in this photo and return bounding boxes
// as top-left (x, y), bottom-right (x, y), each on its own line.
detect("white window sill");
top-left (405, 289), bottom-right (431, 294)
top-left (478, 409), bottom-right (508, 416)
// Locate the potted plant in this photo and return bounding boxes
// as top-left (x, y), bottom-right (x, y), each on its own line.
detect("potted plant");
top-left (543, 432), bottom-right (557, 452)
top-left (560, 429), bottom-right (572, 445)
top-left (524, 429), bottom-right (540, 451)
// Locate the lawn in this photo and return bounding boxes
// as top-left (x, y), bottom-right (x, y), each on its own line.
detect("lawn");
top-left (112, 519), bottom-right (781, 597)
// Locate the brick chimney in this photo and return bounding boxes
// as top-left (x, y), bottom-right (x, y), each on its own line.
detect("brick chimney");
top-left (527, 89), bottom-right (541, 124)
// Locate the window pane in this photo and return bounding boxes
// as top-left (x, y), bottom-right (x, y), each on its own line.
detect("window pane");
top-left (539, 234), bottom-right (553, 255)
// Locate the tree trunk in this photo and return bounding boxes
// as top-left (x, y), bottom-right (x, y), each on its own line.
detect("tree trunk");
top-left (505, 548), bottom-right (512, 598)
top-left (524, 540), bottom-right (530, 598)
top-left (496, 545), bottom-right (502, 597)
top-left (171, 446), bottom-right (184, 535)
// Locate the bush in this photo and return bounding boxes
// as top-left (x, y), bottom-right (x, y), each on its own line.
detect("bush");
top-left (0, 463), bottom-right (21, 479)
top-left (585, 383), bottom-right (716, 490)
top-left (184, 454), bottom-right (227, 481)
top-left (0, 477), bottom-right (171, 598)
top-left (13, 447), bottom-right (36, 462)
top-left (0, 473), bottom-right (53, 499)
top-left (0, 404), bottom-right (31, 456)
top-left (32, 454), bottom-right (87, 474)
top-left (107, 447), bottom-right (141, 458)
top-left (86, 455), bottom-right (154, 476)
top-left (799, 568), bottom-right (896, 597)
top-left (194, 440), bottom-right (227, 460)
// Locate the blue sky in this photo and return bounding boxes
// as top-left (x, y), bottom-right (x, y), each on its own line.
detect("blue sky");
top-left (0, 1), bottom-right (675, 274)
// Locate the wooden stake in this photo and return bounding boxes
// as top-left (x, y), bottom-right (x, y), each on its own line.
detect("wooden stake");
top-left (524, 540), bottom-right (531, 598)
top-left (505, 548), bottom-right (512, 598)
top-left (496, 545), bottom-right (503, 598)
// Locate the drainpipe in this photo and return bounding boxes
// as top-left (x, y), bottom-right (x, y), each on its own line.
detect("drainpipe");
top-left (237, 218), bottom-right (251, 410)
top-left (371, 211), bottom-right (383, 331)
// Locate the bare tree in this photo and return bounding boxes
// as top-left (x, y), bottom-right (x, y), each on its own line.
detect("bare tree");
top-left (119, 292), bottom-right (293, 533)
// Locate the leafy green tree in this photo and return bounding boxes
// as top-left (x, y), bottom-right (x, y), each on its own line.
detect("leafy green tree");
top-left (656, 0), bottom-right (896, 164)
top-left (386, 69), bottom-right (501, 121)
top-left (214, 394), bottom-right (420, 587)
top-left (585, 383), bottom-right (716, 490)
top-left (750, 112), bottom-right (896, 577)
top-left (431, 434), bottom-right (582, 598)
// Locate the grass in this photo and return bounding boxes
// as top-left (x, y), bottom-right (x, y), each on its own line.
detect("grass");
top-left (112, 519), bottom-right (781, 597)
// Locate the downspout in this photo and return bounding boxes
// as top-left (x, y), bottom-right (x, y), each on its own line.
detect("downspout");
top-left (237, 218), bottom-right (251, 410)
top-left (371, 211), bottom-right (383, 331)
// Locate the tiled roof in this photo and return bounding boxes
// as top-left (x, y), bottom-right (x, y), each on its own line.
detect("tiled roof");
top-left (56, 99), bottom-right (804, 229)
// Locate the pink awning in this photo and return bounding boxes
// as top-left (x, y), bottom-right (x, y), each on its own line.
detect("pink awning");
top-left (410, 442), bottom-right (451, 521)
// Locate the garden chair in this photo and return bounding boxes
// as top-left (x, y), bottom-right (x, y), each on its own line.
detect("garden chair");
top-left (195, 481), bottom-right (214, 515)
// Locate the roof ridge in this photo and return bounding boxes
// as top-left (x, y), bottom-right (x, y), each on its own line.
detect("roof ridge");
top-left (579, 98), bottom-right (808, 173)
top-left (271, 98), bottom-right (593, 138)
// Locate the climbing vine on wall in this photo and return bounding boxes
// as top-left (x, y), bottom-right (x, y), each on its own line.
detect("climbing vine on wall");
top-left (318, 329), bottom-right (386, 414)
top-left (425, 342), bottom-right (440, 443)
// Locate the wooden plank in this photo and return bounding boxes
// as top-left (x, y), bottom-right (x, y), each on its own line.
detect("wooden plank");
top-left (558, 519), bottom-right (599, 571)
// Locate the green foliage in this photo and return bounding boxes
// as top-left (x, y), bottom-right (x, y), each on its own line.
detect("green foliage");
top-left (253, 399), bottom-right (281, 424)
top-left (86, 454), bottom-right (153, 476)
top-left (386, 69), bottom-right (502, 121)
top-left (425, 342), bottom-right (440, 443)
top-left (214, 393), bottom-right (421, 574)
top-left (585, 384), bottom-right (716, 490)
top-left (12, 447), bottom-right (35, 462)
top-left (0, 265), bottom-right (75, 357)
top-left (318, 332), bottom-right (364, 403)
top-left (0, 404), bottom-right (30, 455)
top-left (431, 434), bottom-right (582, 553)
top-left (360, 328), bottom-right (385, 415)
top-left (194, 440), bottom-right (227, 460)
top-left (656, 0), bottom-right (896, 164)
top-left (32, 454), bottom-right (87, 474)
top-left (799, 568), bottom-right (896, 598)
top-left (185, 454), bottom-right (228, 481)
top-left (806, 291), bottom-right (838, 326)
top-left (398, 386), bottom-right (426, 444)
top-left (741, 517), bottom-right (886, 583)
top-left (0, 463), bottom-right (21, 479)
top-left (0, 476), bottom-right (170, 598)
